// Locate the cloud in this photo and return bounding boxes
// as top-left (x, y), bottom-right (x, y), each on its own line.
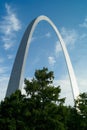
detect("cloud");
top-left (0, 3), bottom-right (21, 50)
top-left (79, 17), bottom-right (87, 28)
top-left (78, 78), bottom-right (87, 93)
top-left (53, 77), bottom-right (74, 105)
top-left (48, 56), bottom-right (56, 66)
top-left (61, 27), bottom-right (78, 46)
top-left (2, 3), bottom-right (21, 35)
top-left (45, 32), bottom-right (51, 38)
top-left (55, 27), bottom-right (78, 54)
top-left (3, 43), bottom-right (14, 50)
top-left (7, 54), bottom-right (14, 59)
top-left (0, 66), bottom-right (9, 74)
top-left (53, 77), bottom-right (85, 105)
top-left (53, 70), bottom-right (87, 105)
top-left (55, 41), bottom-right (62, 54)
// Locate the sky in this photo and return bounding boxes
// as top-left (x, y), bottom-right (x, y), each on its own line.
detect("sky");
top-left (0, 0), bottom-right (87, 105)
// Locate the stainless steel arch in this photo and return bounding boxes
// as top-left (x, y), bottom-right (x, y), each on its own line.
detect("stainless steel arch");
top-left (6, 15), bottom-right (79, 100)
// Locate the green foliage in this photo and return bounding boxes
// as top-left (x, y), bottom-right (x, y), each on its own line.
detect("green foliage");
top-left (75, 93), bottom-right (87, 116)
top-left (75, 93), bottom-right (87, 130)
top-left (66, 93), bottom-right (87, 130)
top-left (24, 67), bottom-right (66, 130)
top-left (0, 67), bottom-right (87, 130)
top-left (24, 68), bottom-right (65, 105)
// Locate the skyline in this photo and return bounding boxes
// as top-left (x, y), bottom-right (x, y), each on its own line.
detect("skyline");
top-left (0, 0), bottom-right (87, 105)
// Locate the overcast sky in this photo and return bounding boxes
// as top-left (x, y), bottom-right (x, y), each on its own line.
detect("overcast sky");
top-left (0, 0), bottom-right (87, 105)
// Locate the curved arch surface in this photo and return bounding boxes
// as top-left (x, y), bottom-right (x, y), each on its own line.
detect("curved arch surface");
top-left (6, 15), bottom-right (79, 99)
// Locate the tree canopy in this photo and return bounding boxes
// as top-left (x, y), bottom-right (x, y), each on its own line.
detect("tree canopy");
top-left (0, 67), bottom-right (87, 130)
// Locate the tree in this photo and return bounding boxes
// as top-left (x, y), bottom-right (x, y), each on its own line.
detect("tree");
top-left (66, 93), bottom-right (87, 130)
top-left (0, 67), bottom-right (87, 129)
top-left (0, 90), bottom-right (27, 130)
top-left (75, 93), bottom-right (87, 130)
top-left (24, 67), bottom-right (66, 130)
top-left (0, 67), bottom-right (67, 130)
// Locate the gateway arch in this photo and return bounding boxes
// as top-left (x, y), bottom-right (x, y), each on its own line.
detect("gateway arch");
top-left (6, 15), bottom-right (79, 100)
